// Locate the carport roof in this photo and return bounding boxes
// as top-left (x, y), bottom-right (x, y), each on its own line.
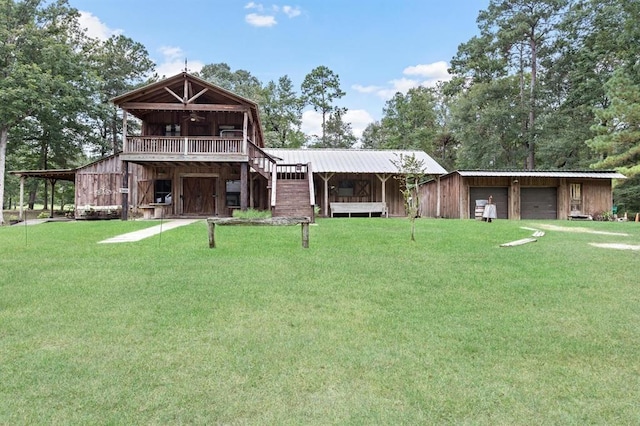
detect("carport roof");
top-left (454, 170), bottom-right (627, 179)
top-left (265, 149), bottom-right (448, 175)
top-left (9, 168), bottom-right (76, 182)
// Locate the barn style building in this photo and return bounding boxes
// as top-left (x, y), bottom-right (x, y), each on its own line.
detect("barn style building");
top-left (420, 170), bottom-right (626, 220)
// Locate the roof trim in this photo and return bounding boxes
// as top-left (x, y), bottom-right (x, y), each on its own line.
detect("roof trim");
top-left (451, 170), bottom-right (627, 179)
top-left (9, 169), bottom-right (76, 182)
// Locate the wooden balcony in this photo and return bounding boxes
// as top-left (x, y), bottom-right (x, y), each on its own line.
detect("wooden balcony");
top-left (121, 136), bottom-right (249, 163)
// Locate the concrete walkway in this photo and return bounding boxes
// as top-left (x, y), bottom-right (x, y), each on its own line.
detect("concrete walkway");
top-left (98, 219), bottom-right (201, 244)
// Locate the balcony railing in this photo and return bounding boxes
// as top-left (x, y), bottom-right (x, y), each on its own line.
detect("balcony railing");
top-left (124, 136), bottom-right (245, 155)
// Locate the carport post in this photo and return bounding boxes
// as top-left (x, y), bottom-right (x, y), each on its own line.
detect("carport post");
top-left (19, 175), bottom-right (25, 221)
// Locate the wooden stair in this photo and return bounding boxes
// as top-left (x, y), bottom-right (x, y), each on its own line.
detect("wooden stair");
top-left (273, 177), bottom-right (314, 218)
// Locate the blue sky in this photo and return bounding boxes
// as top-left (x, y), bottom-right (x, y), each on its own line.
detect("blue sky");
top-left (71, 0), bottom-right (489, 138)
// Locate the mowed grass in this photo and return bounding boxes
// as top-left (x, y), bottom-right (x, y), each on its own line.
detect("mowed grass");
top-left (1, 218), bottom-right (639, 424)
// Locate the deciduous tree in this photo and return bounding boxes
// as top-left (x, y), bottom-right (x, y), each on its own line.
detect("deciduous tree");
top-left (0, 0), bottom-right (87, 224)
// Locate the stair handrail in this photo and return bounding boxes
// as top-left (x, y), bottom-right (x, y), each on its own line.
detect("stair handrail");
top-left (247, 139), bottom-right (278, 175)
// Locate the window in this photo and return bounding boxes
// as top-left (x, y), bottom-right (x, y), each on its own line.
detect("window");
top-left (154, 179), bottom-right (172, 203)
top-left (570, 183), bottom-right (582, 213)
top-left (338, 180), bottom-right (355, 197)
top-left (226, 180), bottom-right (241, 206)
top-left (165, 124), bottom-right (180, 136)
top-left (336, 180), bottom-right (370, 198)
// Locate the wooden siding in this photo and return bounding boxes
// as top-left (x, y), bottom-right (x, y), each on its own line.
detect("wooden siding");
top-left (314, 173), bottom-right (406, 217)
top-left (75, 157), bottom-right (145, 212)
top-left (75, 156), bottom-right (271, 218)
top-left (420, 172), bottom-right (615, 220)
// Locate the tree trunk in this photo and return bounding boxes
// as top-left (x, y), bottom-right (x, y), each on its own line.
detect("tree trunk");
top-left (28, 188), bottom-right (37, 210)
top-left (0, 127), bottom-right (7, 225)
top-left (527, 30), bottom-right (538, 170)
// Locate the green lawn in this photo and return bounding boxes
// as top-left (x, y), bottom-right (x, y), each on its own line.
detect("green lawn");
top-left (1, 218), bottom-right (639, 424)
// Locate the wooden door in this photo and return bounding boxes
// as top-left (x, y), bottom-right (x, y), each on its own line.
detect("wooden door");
top-left (183, 177), bottom-right (216, 215)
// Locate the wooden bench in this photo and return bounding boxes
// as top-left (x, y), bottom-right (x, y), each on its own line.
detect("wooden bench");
top-left (207, 217), bottom-right (311, 248)
top-left (330, 202), bottom-right (388, 218)
top-left (77, 205), bottom-right (121, 219)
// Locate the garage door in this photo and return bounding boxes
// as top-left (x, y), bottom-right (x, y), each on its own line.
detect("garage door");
top-left (469, 187), bottom-right (508, 219)
top-left (521, 187), bottom-right (557, 219)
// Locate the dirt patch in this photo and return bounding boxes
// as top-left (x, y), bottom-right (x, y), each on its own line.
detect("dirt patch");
top-left (589, 243), bottom-right (640, 251)
top-left (535, 224), bottom-right (629, 237)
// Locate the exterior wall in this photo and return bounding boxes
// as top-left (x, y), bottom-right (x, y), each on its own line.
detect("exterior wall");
top-left (75, 156), bottom-right (145, 210)
top-left (314, 173), bottom-right (406, 217)
top-left (75, 155), bottom-right (270, 218)
top-left (421, 174), bottom-right (461, 218)
top-left (578, 179), bottom-right (613, 216)
top-left (420, 172), bottom-right (615, 220)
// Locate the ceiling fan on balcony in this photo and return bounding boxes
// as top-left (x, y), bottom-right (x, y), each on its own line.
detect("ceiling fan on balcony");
top-left (183, 111), bottom-right (205, 122)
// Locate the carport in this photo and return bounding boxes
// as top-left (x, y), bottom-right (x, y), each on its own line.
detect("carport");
top-left (9, 169), bottom-right (77, 221)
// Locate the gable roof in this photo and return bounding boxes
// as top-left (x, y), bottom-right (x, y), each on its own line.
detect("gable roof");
top-left (265, 149), bottom-right (448, 175)
top-left (111, 72), bottom-right (259, 108)
top-left (111, 72), bottom-right (264, 145)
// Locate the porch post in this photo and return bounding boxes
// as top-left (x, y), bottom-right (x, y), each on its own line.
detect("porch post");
top-left (19, 175), bottom-right (25, 221)
top-left (249, 174), bottom-right (255, 208)
top-left (122, 160), bottom-right (129, 220)
top-left (375, 173), bottom-right (391, 213)
top-left (320, 173), bottom-right (334, 217)
top-left (243, 112), bottom-right (248, 154)
top-left (122, 110), bottom-right (128, 152)
top-left (49, 179), bottom-right (56, 218)
top-left (240, 162), bottom-right (248, 211)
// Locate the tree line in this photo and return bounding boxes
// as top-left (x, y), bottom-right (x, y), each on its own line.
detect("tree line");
top-left (2, 0), bottom-right (639, 222)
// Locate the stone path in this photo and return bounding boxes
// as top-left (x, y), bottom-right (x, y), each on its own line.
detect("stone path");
top-left (98, 219), bottom-right (201, 244)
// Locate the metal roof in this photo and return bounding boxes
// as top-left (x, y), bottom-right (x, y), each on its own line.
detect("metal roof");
top-left (454, 170), bottom-right (627, 179)
top-left (265, 149), bottom-right (448, 175)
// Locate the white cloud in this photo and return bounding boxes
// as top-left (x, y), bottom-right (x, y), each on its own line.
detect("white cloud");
top-left (301, 110), bottom-right (323, 138)
top-left (354, 61), bottom-right (452, 101)
top-left (244, 3), bottom-right (300, 27)
top-left (155, 46), bottom-right (204, 77)
top-left (78, 11), bottom-right (122, 40)
top-left (403, 61), bottom-right (450, 79)
top-left (352, 84), bottom-right (383, 94)
top-left (158, 46), bottom-right (183, 61)
top-left (301, 109), bottom-right (374, 140)
top-left (345, 109), bottom-right (374, 139)
top-left (244, 2), bottom-right (264, 11)
top-left (282, 5), bottom-right (302, 18)
top-left (245, 13), bottom-right (277, 27)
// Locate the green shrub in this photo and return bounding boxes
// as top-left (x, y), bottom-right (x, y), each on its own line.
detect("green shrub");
top-left (231, 208), bottom-right (272, 219)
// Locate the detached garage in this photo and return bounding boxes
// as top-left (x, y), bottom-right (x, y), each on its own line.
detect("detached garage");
top-left (420, 170), bottom-right (626, 220)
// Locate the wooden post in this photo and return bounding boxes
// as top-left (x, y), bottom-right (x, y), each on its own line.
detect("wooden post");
top-left (18, 175), bottom-right (25, 221)
top-left (320, 173), bottom-right (334, 217)
top-left (208, 222), bottom-right (216, 248)
top-left (240, 162), bottom-right (248, 211)
top-left (122, 160), bottom-right (129, 220)
top-left (302, 222), bottom-right (309, 248)
top-left (49, 179), bottom-right (56, 218)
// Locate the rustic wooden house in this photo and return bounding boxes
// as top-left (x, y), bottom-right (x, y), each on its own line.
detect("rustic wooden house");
top-left (10, 72), bottom-right (447, 220)
top-left (420, 170), bottom-right (627, 220)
